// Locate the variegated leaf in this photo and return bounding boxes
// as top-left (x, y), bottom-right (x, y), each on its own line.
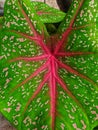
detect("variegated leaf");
top-left (31, 1), bottom-right (66, 23)
top-left (0, 0), bottom-right (98, 130)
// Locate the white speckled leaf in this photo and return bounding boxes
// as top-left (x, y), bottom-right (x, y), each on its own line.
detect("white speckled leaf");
top-left (0, 0), bottom-right (98, 130)
top-left (3, 0), bottom-right (47, 35)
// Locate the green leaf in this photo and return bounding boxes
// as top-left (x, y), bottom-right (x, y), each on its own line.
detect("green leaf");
top-left (45, 23), bottom-right (57, 34)
top-left (0, 17), bottom-right (3, 28)
top-left (0, 17), bottom-right (3, 23)
top-left (31, 2), bottom-right (66, 34)
top-left (3, 0), bottom-right (48, 35)
top-left (93, 126), bottom-right (98, 130)
top-left (31, 1), bottom-right (66, 23)
top-left (0, 0), bottom-right (98, 130)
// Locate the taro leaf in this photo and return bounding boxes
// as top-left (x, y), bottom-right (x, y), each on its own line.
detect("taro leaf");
top-left (0, 0), bottom-right (98, 130)
top-left (31, 1), bottom-right (66, 23)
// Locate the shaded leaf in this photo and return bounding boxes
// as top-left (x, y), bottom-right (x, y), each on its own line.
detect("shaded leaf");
top-left (45, 23), bottom-right (57, 35)
top-left (0, 8), bottom-right (4, 16)
top-left (93, 126), bottom-right (98, 130)
top-left (0, 17), bottom-right (3, 28)
top-left (0, 0), bottom-right (98, 130)
top-left (56, 0), bottom-right (72, 12)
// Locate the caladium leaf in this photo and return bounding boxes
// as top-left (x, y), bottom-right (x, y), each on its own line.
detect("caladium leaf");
top-left (30, 2), bottom-right (65, 34)
top-left (31, 1), bottom-right (66, 23)
top-left (0, 0), bottom-right (98, 130)
top-left (0, 2), bottom-right (66, 25)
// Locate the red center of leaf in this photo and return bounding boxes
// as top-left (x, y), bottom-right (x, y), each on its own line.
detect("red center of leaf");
top-left (9, 31), bottom-right (94, 129)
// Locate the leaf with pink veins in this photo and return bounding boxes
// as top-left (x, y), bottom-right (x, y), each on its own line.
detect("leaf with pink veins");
top-left (9, 54), bottom-right (48, 62)
top-left (31, 1), bottom-right (66, 24)
top-left (0, 0), bottom-right (98, 130)
top-left (22, 72), bottom-right (50, 115)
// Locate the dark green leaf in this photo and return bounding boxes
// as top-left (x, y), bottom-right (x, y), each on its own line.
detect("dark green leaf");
top-left (0, 17), bottom-right (3, 28)
top-left (93, 126), bottom-right (98, 130)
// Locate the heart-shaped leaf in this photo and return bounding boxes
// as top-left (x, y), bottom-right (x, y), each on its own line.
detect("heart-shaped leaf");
top-left (31, 1), bottom-right (66, 23)
top-left (0, 0), bottom-right (98, 130)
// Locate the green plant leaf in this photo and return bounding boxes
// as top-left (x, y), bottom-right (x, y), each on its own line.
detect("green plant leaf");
top-left (0, 0), bottom-right (98, 130)
top-left (31, 1), bottom-right (66, 23)
top-left (31, 1), bottom-right (65, 34)
top-left (0, 17), bottom-right (3, 28)
top-left (93, 126), bottom-right (98, 130)
top-left (0, 17), bottom-right (3, 23)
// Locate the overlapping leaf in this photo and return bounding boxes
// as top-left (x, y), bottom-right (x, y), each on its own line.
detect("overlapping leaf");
top-left (0, 0), bottom-right (98, 130)
top-left (31, 1), bottom-right (66, 23)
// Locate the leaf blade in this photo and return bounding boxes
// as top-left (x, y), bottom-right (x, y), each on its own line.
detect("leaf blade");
top-left (31, 1), bottom-right (66, 23)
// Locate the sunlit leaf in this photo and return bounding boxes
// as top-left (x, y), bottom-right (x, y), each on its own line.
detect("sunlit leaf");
top-left (0, 0), bottom-right (98, 130)
top-left (31, 1), bottom-right (66, 23)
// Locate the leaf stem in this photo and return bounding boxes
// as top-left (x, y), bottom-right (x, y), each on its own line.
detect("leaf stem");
top-left (56, 52), bottom-right (93, 57)
top-left (49, 56), bottom-right (57, 130)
